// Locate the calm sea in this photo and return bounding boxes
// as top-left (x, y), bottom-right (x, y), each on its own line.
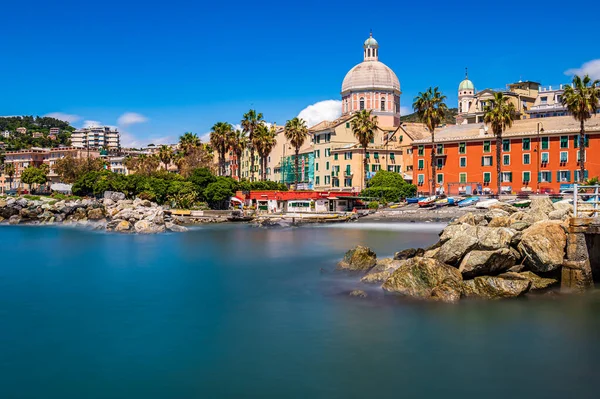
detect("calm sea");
top-left (0, 223), bottom-right (599, 399)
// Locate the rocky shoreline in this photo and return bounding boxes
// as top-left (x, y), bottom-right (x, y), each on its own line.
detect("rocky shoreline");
top-left (0, 192), bottom-right (188, 234)
top-left (339, 198), bottom-right (580, 302)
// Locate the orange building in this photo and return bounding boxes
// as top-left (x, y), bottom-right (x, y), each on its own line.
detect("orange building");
top-left (409, 116), bottom-right (600, 195)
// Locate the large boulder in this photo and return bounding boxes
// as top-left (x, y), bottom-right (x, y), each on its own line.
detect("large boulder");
top-left (434, 234), bottom-right (479, 266)
top-left (484, 209), bottom-right (510, 221)
top-left (431, 279), bottom-right (463, 304)
top-left (382, 257), bottom-right (463, 302)
top-left (458, 248), bottom-right (520, 278)
top-left (337, 245), bottom-right (377, 271)
top-left (393, 247), bottom-right (423, 260)
top-left (361, 258), bottom-right (405, 284)
top-left (87, 208), bottom-right (105, 220)
top-left (510, 221), bottom-right (531, 231)
top-left (104, 191), bottom-right (126, 201)
top-left (451, 212), bottom-right (484, 226)
top-left (498, 271), bottom-right (558, 291)
top-left (462, 276), bottom-right (531, 299)
top-left (548, 208), bottom-right (570, 220)
top-left (114, 220), bottom-right (132, 233)
top-left (529, 197), bottom-right (555, 214)
top-left (0, 199), bottom-right (6, 208)
top-left (439, 223), bottom-right (477, 242)
top-left (489, 202), bottom-right (519, 214)
top-left (518, 221), bottom-right (567, 272)
top-left (488, 216), bottom-right (512, 228)
top-left (0, 205), bottom-right (19, 219)
top-left (8, 215), bottom-right (21, 225)
top-left (553, 201), bottom-right (572, 211)
top-left (134, 219), bottom-right (166, 234)
top-left (165, 222), bottom-right (188, 233)
top-left (476, 226), bottom-right (515, 250)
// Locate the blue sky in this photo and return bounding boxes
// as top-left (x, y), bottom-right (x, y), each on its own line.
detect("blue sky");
top-left (1, 0), bottom-right (598, 146)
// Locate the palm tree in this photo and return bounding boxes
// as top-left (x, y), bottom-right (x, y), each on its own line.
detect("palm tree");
top-left (210, 122), bottom-right (233, 176)
top-left (179, 132), bottom-right (201, 155)
top-left (158, 145), bottom-right (174, 170)
top-left (483, 92), bottom-right (516, 195)
top-left (241, 109), bottom-right (264, 182)
top-left (4, 163), bottom-right (15, 190)
top-left (413, 87), bottom-right (448, 195)
top-left (228, 129), bottom-right (248, 180)
top-left (254, 123), bottom-right (278, 181)
top-left (284, 117), bottom-right (308, 190)
top-left (562, 74), bottom-right (600, 182)
top-left (352, 109), bottom-right (379, 190)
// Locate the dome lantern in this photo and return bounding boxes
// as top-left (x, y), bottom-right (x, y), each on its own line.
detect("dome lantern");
top-left (363, 32), bottom-right (379, 61)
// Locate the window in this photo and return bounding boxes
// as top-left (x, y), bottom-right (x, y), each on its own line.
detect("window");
top-left (344, 177), bottom-right (352, 187)
top-left (345, 165), bottom-right (351, 175)
top-left (541, 136), bottom-right (549, 150)
top-left (522, 138), bottom-right (530, 150)
top-left (560, 136), bottom-right (569, 148)
top-left (418, 145), bottom-right (424, 156)
top-left (418, 159), bottom-right (424, 170)
top-left (459, 173), bottom-right (467, 183)
top-left (557, 170), bottom-right (571, 182)
top-left (437, 173), bottom-right (443, 184)
top-left (389, 152), bottom-right (395, 160)
top-left (373, 152), bottom-right (379, 159)
top-left (541, 152), bottom-right (549, 163)
top-left (503, 154), bottom-right (510, 166)
top-left (315, 163), bottom-right (319, 171)
top-left (345, 122), bottom-right (350, 129)
top-left (502, 139), bottom-right (510, 152)
top-left (460, 157), bottom-right (466, 167)
top-left (482, 156), bottom-right (493, 166)
top-left (574, 170), bottom-right (589, 181)
top-left (325, 175), bottom-right (330, 185)
top-left (523, 153), bottom-right (530, 164)
top-left (483, 172), bottom-right (491, 183)
top-left (381, 98), bottom-right (385, 111)
top-left (436, 158), bottom-right (444, 168)
top-left (344, 152), bottom-right (352, 160)
top-left (577, 151), bottom-right (586, 162)
top-left (334, 153), bottom-right (338, 161)
top-left (483, 141), bottom-right (491, 153)
top-left (359, 98), bottom-right (365, 110)
top-left (574, 135), bottom-right (590, 148)
top-left (326, 161), bottom-right (330, 170)
top-left (365, 152), bottom-right (370, 159)
top-left (417, 174), bottom-right (424, 184)
top-left (541, 96), bottom-right (548, 104)
top-left (560, 151), bottom-right (568, 163)
top-left (325, 148), bottom-right (331, 157)
top-left (523, 171), bottom-right (531, 182)
top-left (459, 142), bottom-right (466, 154)
top-left (436, 144), bottom-right (444, 155)
top-left (539, 171), bottom-right (552, 182)
top-left (501, 172), bottom-right (512, 182)
top-left (315, 176), bottom-right (320, 185)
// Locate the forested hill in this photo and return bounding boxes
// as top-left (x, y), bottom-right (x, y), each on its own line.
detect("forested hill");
top-left (0, 116), bottom-right (75, 150)
top-left (400, 108), bottom-right (458, 125)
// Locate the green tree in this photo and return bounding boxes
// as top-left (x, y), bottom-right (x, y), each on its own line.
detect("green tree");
top-left (241, 109), bottom-right (264, 182)
top-left (204, 176), bottom-right (237, 209)
top-left (413, 87), bottom-right (448, 195)
top-left (352, 109), bottom-right (379, 190)
top-left (158, 145), bottom-right (174, 170)
top-left (254, 123), bottom-right (277, 181)
top-left (284, 117), bottom-right (308, 190)
top-left (484, 92), bottom-right (516, 195)
top-left (562, 74), bottom-right (600, 182)
top-left (20, 166), bottom-right (47, 191)
top-left (210, 122), bottom-right (233, 176)
top-left (228, 129), bottom-right (248, 180)
top-left (178, 132), bottom-right (201, 155)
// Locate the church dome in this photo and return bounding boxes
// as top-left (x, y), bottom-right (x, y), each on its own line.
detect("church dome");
top-left (341, 61), bottom-right (400, 93)
top-left (364, 36), bottom-right (378, 47)
top-left (459, 78), bottom-right (474, 91)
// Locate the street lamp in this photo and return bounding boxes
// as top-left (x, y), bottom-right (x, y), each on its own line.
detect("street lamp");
top-left (536, 121), bottom-right (544, 194)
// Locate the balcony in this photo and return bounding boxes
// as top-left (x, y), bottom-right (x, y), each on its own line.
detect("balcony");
top-left (344, 170), bottom-right (353, 177)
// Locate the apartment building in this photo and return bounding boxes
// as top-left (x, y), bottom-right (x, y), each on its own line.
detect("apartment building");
top-left (411, 116), bottom-right (600, 195)
top-left (71, 126), bottom-right (121, 150)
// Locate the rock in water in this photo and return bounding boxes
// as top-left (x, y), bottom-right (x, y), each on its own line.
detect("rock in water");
top-left (462, 276), bottom-right (531, 299)
top-left (361, 258), bottom-right (405, 284)
top-left (349, 290), bottom-right (368, 298)
top-left (337, 245), bottom-right (377, 272)
top-left (8, 215), bottom-right (21, 225)
top-left (518, 221), bottom-right (566, 272)
top-left (498, 271), bottom-right (558, 291)
top-left (434, 234), bottom-right (479, 266)
top-left (134, 220), bottom-right (166, 234)
top-left (458, 248), bottom-right (519, 279)
top-left (382, 257), bottom-right (463, 301)
top-left (165, 222), bottom-right (188, 232)
top-left (114, 220), bottom-right (132, 233)
top-left (87, 208), bottom-right (105, 220)
top-left (431, 280), bottom-right (463, 304)
top-left (394, 248), bottom-right (422, 260)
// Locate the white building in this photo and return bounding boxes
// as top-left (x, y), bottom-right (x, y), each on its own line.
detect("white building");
top-left (71, 126), bottom-right (121, 150)
top-left (2, 130), bottom-right (10, 138)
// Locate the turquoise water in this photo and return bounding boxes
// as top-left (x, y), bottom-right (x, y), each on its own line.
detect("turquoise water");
top-left (0, 223), bottom-right (599, 399)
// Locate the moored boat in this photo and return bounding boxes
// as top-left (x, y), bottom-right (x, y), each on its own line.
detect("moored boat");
top-left (418, 196), bottom-right (437, 207)
top-left (475, 199), bottom-right (499, 209)
top-left (406, 197), bottom-right (425, 204)
top-left (513, 200), bottom-right (531, 208)
top-left (457, 196), bottom-right (480, 207)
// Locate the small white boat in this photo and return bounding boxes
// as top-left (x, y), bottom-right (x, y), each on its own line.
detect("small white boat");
top-left (418, 196), bottom-right (437, 207)
top-left (475, 199), bottom-right (499, 209)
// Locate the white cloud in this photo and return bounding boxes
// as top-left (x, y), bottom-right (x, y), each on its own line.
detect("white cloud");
top-left (297, 100), bottom-right (342, 128)
top-left (117, 112), bottom-right (148, 126)
top-left (120, 132), bottom-right (176, 148)
top-left (44, 112), bottom-right (81, 124)
top-left (82, 120), bottom-right (102, 128)
top-left (565, 59), bottom-right (600, 80)
top-left (200, 132), bottom-right (211, 142)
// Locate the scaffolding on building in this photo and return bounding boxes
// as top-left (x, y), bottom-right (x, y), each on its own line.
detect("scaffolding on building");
top-left (280, 153), bottom-right (315, 188)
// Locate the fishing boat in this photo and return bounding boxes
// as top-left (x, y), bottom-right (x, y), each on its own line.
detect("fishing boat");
top-left (434, 197), bottom-right (456, 207)
top-left (475, 199), bottom-right (499, 209)
top-left (513, 200), bottom-right (532, 208)
top-left (418, 196), bottom-right (437, 207)
top-left (457, 196), bottom-right (480, 207)
top-left (406, 197), bottom-right (424, 204)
